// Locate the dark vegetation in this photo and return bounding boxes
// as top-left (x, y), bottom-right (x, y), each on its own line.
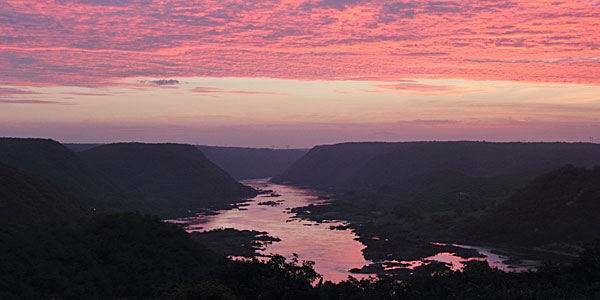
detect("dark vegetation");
top-left (79, 143), bottom-right (258, 217)
top-left (4, 139), bottom-right (600, 298)
top-left (191, 228), bottom-right (281, 257)
top-left (196, 145), bottom-right (307, 179)
top-left (1, 212), bottom-right (600, 300)
top-left (471, 165), bottom-right (600, 249)
top-left (0, 162), bottom-right (89, 223)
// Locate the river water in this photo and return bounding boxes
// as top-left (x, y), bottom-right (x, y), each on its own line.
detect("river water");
top-left (173, 179), bottom-right (537, 282)
top-left (176, 179), bottom-right (372, 282)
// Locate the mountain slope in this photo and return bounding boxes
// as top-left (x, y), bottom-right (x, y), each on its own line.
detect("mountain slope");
top-left (67, 143), bottom-right (307, 180)
top-left (79, 143), bottom-right (257, 216)
top-left (274, 142), bottom-right (600, 190)
top-left (472, 165), bottom-right (600, 247)
top-left (0, 163), bottom-right (89, 223)
top-left (0, 138), bottom-right (131, 211)
top-left (273, 141), bottom-right (600, 215)
top-left (197, 146), bottom-right (307, 179)
top-left (272, 142), bottom-right (401, 187)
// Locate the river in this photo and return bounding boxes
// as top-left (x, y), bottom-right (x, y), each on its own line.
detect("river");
top-left (173, 179), bottom-right (537, 282)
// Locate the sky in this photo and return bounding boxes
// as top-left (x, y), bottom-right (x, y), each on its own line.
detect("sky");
top-left (1, 0), bottom-right (599, 148)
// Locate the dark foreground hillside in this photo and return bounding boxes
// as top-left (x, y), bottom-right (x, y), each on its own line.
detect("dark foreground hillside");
top-left (79, 143), bottom-right (257, 216)
top-left (0, 163), bottom-right (89, 223)
top-left (1, 212), bottom-right (599, 300)
top-left (0, 138), bottom-right (132, 211)
top-left (472, 165), bottom-right (600, 248)
top-left (197, 146), bottom-right (307, 179)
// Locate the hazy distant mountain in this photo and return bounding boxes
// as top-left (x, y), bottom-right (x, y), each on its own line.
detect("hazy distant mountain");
top-left (79, 143), bottom-right (257, 216)
top-left (64, 143), bottom-right (102, 152)
top-left (472, 165), bottom-right (600, 247)
top-left (0, 138), bottom-right (132, 211)
top-left (0, 163), bottom-right (89, 223)
top-left (196, 145), bottom-right (307, 179)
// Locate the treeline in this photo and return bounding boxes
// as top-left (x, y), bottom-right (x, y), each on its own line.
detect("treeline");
top-left (1, 212), bottom-right (599, 300)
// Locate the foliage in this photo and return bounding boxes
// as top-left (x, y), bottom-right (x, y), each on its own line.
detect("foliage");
top-left (0, 162), bottom-right (89, 223)
top-left (473, 165), bottom-right (600, 246)
top-left (1, 212), bottom-right (600, 299)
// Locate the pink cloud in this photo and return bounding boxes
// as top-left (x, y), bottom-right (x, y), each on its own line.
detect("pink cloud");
top-left (0, 87), bottom-right (39, 96)
top-left (62, 92), bottom-right (111, 96)
top-left (0, 0), bottom-right (598, 86)
top-left (192, 87), bottom-right (286, 95)
top-left (0, 99), bottom-right (76, 105)
top-left (375, 83), bottom-right (452, 92)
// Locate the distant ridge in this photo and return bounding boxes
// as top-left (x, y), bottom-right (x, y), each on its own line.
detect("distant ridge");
top-left (79, 143), bottom-right (257, 216)
top-left (196, 145), bottom-right (307, 179)
top-left (66, 143), bottom-right (307, 180)
top-left (273, 141), bottom-right (600, 189)
top-left (273, 141), bottom-right (600, 214)
top-left (64, 143), bottom-right (102, 152)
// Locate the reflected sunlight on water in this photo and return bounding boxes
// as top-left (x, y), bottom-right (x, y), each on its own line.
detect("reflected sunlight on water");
top-left (172, 179), bottom-right (538, 281)
top-left (177, 179), bottom-right (374, 282)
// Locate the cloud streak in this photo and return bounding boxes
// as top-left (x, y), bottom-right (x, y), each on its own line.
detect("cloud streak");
top-left (193, 87), bottom-right (286, 96)
top-left (0, 99), bottom-right (76, 105)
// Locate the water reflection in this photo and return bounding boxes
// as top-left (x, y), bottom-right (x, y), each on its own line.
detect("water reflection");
top-left (177, 178), bottom-right (373, 282)
top-left (173, 179), bottom-right (538, 281)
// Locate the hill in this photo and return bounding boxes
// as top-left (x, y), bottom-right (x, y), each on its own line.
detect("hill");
top-left (274, 141), bottom-right (600, 189)
top-left (471, 165), bottom-right (600, 248)
top-left (273, 142), bottom-right (600, 211)
top-left (0, 138), bottom-right (132, 211)
top-left (79, 143), bottom-right (257, 216)
top-left (0, 163), bottom-right (89, 223)
top-left (197, 146), bottom-right (307, 179)
top-left (66, 143), bottom-right (307, 180)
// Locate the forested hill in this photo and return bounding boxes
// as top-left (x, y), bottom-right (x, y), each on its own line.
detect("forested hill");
top-left (79, 143), bottom-right (257, 216)
top-left (471, 165), bottom-right (600, 247)
top-left (66, 143), bottom-right (308, 180)
top-left (273, 141), bottom-right (600, 190)
top-left (0, 138), bottom-right (132, 211)
top-left (0, 163), bottom-right (89, 223)
top-left (196, 145), bottom-right (307, 179)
